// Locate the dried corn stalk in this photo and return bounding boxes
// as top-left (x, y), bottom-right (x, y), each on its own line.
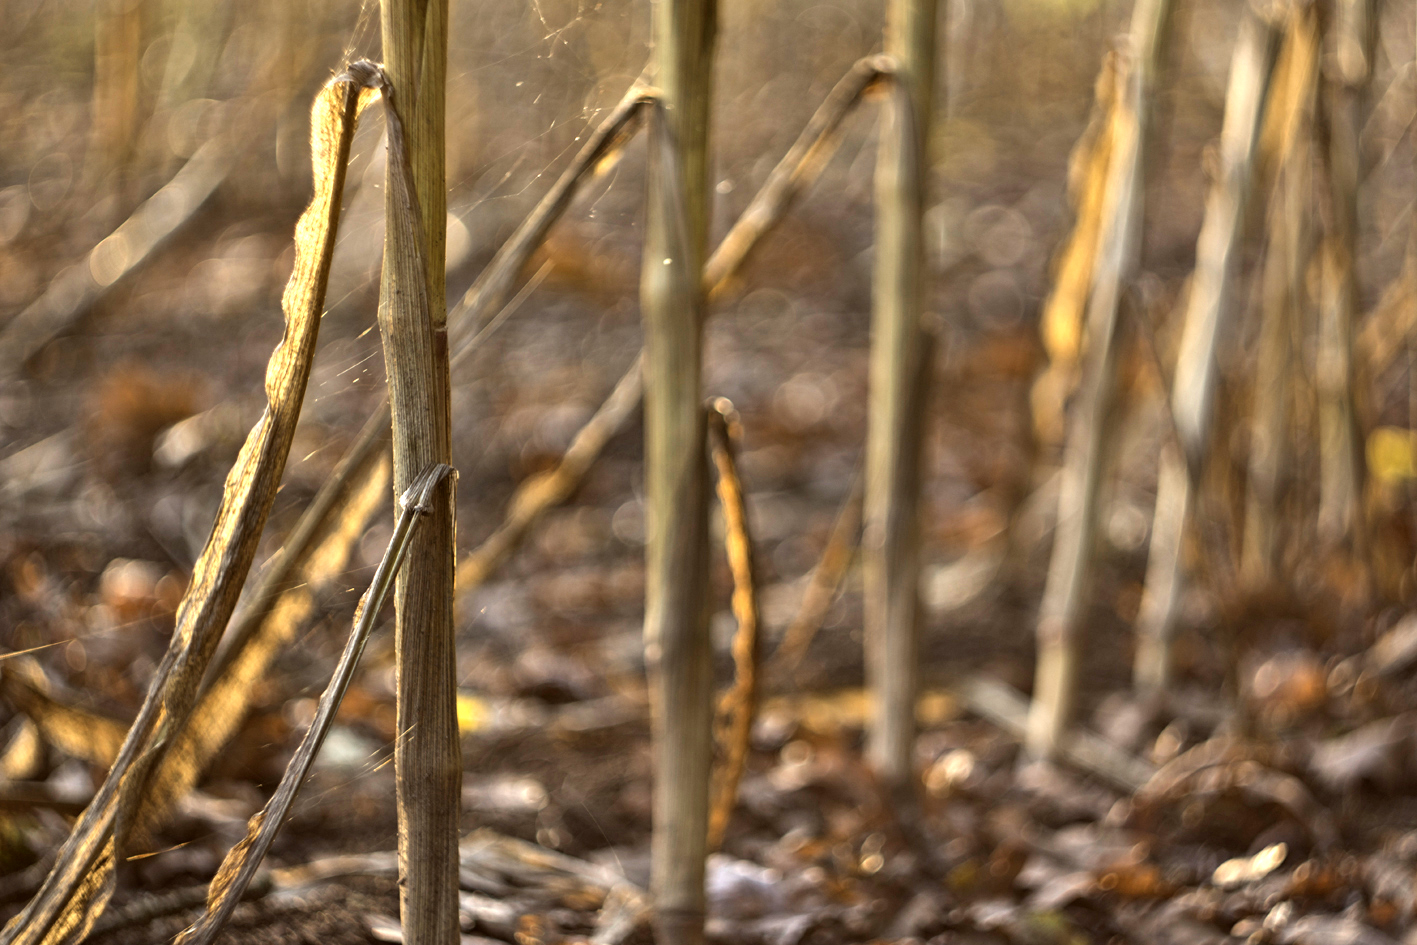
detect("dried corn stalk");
top-left (1032, 54), bottom-right (1125, 447)
top-left (1241, 5), bottom-right (1320, 586)
top-left (1026, 0), bottom-right (1173, 760)
top-left (1135, 2), bottom-right (1283, 695)
top-left (865, 0), bottom-right (937, 797)
top-left (1315, 0), bottom-right (1377, 554)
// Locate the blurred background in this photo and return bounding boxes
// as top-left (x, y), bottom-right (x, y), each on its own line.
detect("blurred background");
top-left (2, 0), bottom-right (1417, 940)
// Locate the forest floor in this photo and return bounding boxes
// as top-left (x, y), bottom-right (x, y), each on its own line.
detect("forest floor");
top-left (6, 209), bottom-right (1417, 943)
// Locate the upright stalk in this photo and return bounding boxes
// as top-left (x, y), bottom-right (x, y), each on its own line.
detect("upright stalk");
top-left (639, 1), bottom-right (716, 942)
top-left (1315, 0), bottom-right (1375, 552)
top-left (1241, 6), bottom-right (1319, 587)
top-left (1026, 0), bottom-right (1172, 760)
top-left (1135, 2), bottom-right (1281, 694)
top-left (1169, 3), bottom-right (1282, 468)
top-left (377, 3), bottom-right (460, 944)
top-left (865, 0), bottom-right (937, 797)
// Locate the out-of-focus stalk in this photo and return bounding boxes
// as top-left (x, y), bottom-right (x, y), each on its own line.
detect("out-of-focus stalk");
top-left (1135, 2), bottom-right (1282, 696)
top-left (864, 0), bottom-right (938, 797)
top-left (1315, 0), bottom-right (1376, 554)
top-left (1241, 6), bottom-right (1319, 588)
top-left (1026, 0), bottom-right (1173, 760)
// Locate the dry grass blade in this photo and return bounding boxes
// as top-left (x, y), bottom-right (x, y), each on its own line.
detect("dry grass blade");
top-left (770, 463), bottom-right (863, 677)
top-left (0, 64), bottom-right (373, 945)
top-left (0, 137), bottom-right (235, 379)
top-left (705, 400), bottom-right (760, 853)
top-left (175, 464), bottom-right (453, 945)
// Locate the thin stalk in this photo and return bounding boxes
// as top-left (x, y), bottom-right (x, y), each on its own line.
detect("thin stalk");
top-left (865, 0), bottom-right (937, 795)
top-left (1026, 0), bottom-right (1173, 761)
top-left (1315, 0), bottom-right (1376, 553)
top-left (375, 3), bottom-right (460, 943)
top-left (446, 86), bottom-right (654, 349)
top-left (453, 355), bottom-right (644, 593)
top-left (640, 0), bottom-right (716, 941)
top-left (1135, 2), bottom-right (1281, 695)
top-left (1170, 3), bottom-right (1282, 468)
top-left (1133, 442), bottom-right (1190, 693)
top-left (1242, 6), bottom-right (1319, 587)
top-left (703, 55), bottom-right (890, 296)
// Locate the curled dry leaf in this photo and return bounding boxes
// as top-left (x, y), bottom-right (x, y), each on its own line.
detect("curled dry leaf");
top-left (706, 400), bottom-right (761, 852)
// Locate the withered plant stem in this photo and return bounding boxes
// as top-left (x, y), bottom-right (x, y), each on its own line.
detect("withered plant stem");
top-left (1241, 6), bottom-right (1319, 589)
top-left (374, 1), bottom-right (460, 941)
top-left (865, 0), bottom-right (937, 796)
top-left (640, 0), bottom-right (717, 941)
top-left (1136, 2), bottom-right (1282, 695)
top-left (176, 465), bottom-right (453, 945)
top-left (1315, 0), bottom-right (1376, 555)
top-left (0, 64), bottom-right (369, 945)
top-left (1027, 0), bottom-right (1173, 759)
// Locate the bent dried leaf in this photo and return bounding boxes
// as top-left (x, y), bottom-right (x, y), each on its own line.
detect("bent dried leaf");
top-left (706, 400), bottom-right (761, 852)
